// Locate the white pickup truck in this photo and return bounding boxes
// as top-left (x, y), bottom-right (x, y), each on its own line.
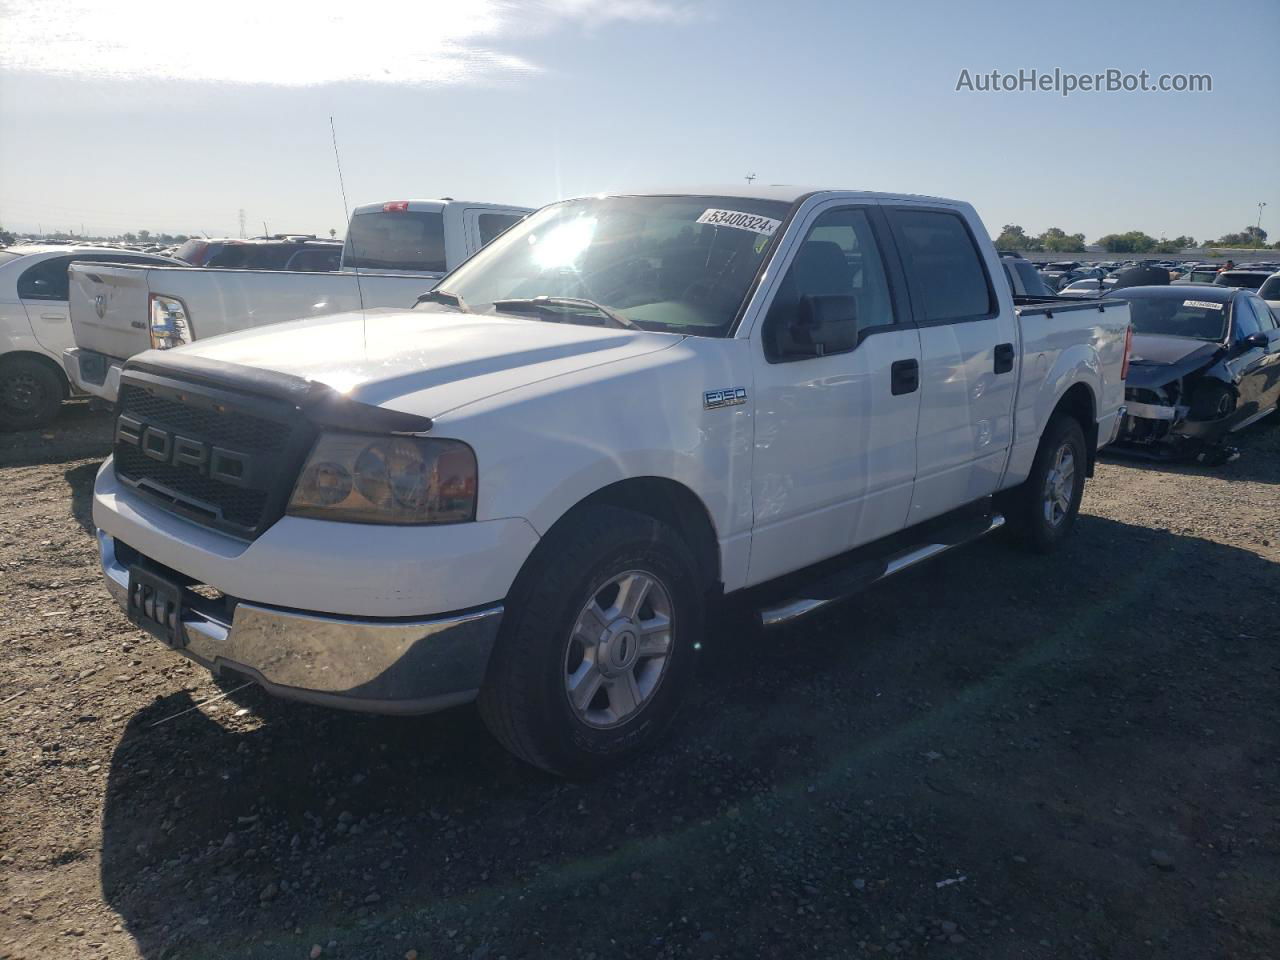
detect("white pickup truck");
top-left (63, 198), bottom-right (531, 404)
top-left (91, 187), bottom-right (1131, 775)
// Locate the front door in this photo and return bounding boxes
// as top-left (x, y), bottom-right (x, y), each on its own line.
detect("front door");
top-left (746, 203), bottom-right (922, 586)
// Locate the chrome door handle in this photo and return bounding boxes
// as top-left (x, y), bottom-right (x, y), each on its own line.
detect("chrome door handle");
top-left (40, 313), bottom-right (65, 320)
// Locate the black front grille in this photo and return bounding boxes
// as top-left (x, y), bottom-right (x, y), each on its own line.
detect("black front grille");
top-left (118, 385), bottom-right (290, 452)
top-left (113, 376), bottom-right (313, 539)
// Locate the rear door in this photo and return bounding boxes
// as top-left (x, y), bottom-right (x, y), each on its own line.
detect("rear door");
top-left (884, 205), bottom-right (1019, 526)
top-left (746, 202), bottom-right (922, 585)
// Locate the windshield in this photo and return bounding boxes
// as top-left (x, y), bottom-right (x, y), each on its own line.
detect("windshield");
top-left (1259, 276), bottom-right (1280, 300)
top-left (1114, 292), bottom-right (1229, 341)
top-left (437, 195), bottom-right (792, 336)
top-left (343, 210), bottom-right (446, 272)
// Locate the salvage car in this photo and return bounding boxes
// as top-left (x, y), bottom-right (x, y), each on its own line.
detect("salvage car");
top-left (1106, 284), bottom-right (1280, 462)
top-left (90, 187), bottom-right (1130, 775)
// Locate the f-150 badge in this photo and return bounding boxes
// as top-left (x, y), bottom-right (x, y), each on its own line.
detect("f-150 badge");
top-left (704, 388), bottom-right (747, 409)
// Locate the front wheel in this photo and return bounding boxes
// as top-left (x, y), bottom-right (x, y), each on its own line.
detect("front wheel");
top-left (478, 505), bottom-right (703, 777)
top-left (1001, 414), bottom-right (1087, 553)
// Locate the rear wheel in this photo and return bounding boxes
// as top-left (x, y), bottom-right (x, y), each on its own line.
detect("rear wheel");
top-left (478, 505), bottom-right (703, 777)
top-left (0, 356), bottom-right (64, 431)
top-left (1002, 414), bottom-right (1087, 553)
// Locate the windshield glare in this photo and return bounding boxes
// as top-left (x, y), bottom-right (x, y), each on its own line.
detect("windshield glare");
top-left (1117, 293), bottom-right (1228, 341)
top-left (437, 195), bottom-right (792, 336)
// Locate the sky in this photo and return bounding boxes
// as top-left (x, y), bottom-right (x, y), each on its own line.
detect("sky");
top-left (0, 0), bottom-right (1277, 244)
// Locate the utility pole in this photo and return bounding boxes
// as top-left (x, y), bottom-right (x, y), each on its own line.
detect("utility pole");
top-left (1256, 202), bottom-right (1267, 249)
top-left (744, 172), bottom-right (756, 184)
top-left (238, 208), bottom-right (246, 239)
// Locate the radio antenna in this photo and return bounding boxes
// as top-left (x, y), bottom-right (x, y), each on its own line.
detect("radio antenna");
top-left (329, 116), bottom-right (367, 347)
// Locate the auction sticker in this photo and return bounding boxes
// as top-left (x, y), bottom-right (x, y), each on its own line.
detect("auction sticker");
top-left (697, 208), bottom-right (782, 236)
top-left (1183, 300), bottom-right (1223, 310)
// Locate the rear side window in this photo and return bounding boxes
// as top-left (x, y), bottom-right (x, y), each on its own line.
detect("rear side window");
top-left (17, 256), bottom-right (73, 300)
top-left (344, 211), bottom-right (446, 272)
top-left (478, 213), bottom-right (522, 246)
top-left (889, 209), bottom-right (995, 322)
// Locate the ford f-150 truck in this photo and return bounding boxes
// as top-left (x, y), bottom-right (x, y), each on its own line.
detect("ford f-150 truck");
top-left (90, 187), bottom-right (1131, 775)
top-left (63, 198), bottom-right (531, 404)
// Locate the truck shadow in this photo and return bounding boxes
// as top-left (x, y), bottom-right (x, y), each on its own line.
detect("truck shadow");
top-left (95, 514), bottom-right (1280, 959)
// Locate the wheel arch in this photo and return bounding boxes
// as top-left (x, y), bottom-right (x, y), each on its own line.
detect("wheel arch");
top-left (1049, 381), bottom-right (1098, 475)
top-left (526, 476), bottom-right (722, 595)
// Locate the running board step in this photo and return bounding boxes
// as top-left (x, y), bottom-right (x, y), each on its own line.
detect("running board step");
top-left (758, 512), bottom-right (1005, 628)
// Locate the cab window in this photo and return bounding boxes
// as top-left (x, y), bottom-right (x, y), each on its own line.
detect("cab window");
top-left (478, 213), bottom-right (523, 246)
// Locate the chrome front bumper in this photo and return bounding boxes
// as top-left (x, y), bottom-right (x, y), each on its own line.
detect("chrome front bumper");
top-left (99, 530), bottom-right (503, 715)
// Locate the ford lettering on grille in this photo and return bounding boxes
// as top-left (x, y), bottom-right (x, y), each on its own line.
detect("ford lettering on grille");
top-left (115, 414), bottom-right (252, 488)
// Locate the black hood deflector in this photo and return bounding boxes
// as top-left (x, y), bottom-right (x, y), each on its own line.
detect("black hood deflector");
top-left (123, 352), bottom-right (434, 435)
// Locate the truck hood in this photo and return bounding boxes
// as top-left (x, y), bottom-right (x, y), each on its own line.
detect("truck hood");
top-left (157, 306), bottom-right (681, 417)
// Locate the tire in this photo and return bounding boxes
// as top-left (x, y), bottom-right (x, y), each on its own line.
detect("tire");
top-left (1001, 414), bottom-right (1087, 554)
top-left (0, 356), bottom-right (64, 431)
top-left (478, 504), bottom-right (704, 777)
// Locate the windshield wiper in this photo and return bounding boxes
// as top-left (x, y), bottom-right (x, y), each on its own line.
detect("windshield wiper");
top-left (491, 296), bottom-right (639, 330)
top-left (416, 288), bottom-right (471, 313)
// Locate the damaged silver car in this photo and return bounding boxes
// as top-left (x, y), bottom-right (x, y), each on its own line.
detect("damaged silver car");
top-left (1104, 285), bottom-right (1280, 463)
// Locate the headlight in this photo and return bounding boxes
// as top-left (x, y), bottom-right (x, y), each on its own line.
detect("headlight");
top-left (287, 434), bottom-right (477, 525)
top-left (148, 294), bottom-right (192, 349)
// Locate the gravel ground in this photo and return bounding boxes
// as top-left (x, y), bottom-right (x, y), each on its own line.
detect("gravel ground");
top-left (1, 405), bottom-right (1277, 960)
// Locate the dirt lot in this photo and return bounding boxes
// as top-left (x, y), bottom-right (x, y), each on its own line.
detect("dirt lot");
top-left (1, 404), bottom-right (1277, 960)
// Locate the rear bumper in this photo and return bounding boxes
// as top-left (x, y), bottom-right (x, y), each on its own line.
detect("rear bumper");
top-left (99, 530), bottom-right (503, 714)
top-left (63, 347), bottom-right (125, 403)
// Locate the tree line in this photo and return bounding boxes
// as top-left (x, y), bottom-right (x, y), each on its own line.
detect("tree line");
top-left (995, 223), bottom-right (1276, 254)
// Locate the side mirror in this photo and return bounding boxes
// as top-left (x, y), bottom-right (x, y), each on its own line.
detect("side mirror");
top-left (1238, 331), bottom-right (1269, 352)
top-left (795, 294), bottom-right (859, 356)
